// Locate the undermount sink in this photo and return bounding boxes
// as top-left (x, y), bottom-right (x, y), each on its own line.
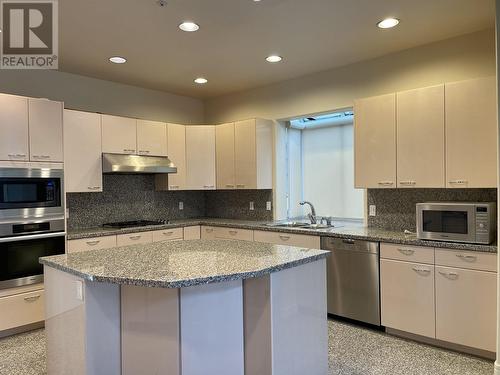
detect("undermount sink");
top-left (266, 221), bottom-right (310, 228)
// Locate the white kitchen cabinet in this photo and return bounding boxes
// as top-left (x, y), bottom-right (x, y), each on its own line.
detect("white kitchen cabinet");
top-left (201, 226), bottom-right (216, 239)
top-left (0, 288), bottom-right (45, 331)
top-left (116, 231), bottom-right (153, 247)
top-left (435, 266), bottom-right (496, 352)
top-left (67, 235), bottom-right (117, 253)
top-left (63, 110), bottom-right (103, 193)
top-left (213, 227), bottom-right (254, 241)
top-left (137, 120), bottom-right (167, 157)
top-left (445, 76), bottom-right (497, 188)
top-left (101, 114), bottom-right (137, 155)
top-left (253, 230), bottom-right (320, 248)
top-left (185, 126), bottom-right (216, 190)
top-left (183, 226), bottom-right (201, 240)
top-left (156, 123), bottom-right (186, 191)
top-left (0, 94), bottom-right (29, 161)
top-left (380, 259), bottom-right (435, 338)
top-left (28, 98), bottom-right (64, 162)
top-left (152, 228), bottom-right (184, 242)
top-left (354, 93), bottom-right (396, 188)
top-left (397, 85), bottom-right (445, 188)
top-left (234, 119), bottom-right (273, 190)
top-left (216, 123), bottom-right (236, 189)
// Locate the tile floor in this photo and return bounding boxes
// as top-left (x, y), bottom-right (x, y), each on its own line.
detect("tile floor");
top-left (0, 320), bottom-right (494, 375)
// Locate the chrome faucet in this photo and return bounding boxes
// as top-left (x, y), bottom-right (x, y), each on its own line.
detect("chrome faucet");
top-left (299, 201), bottom-right (317, 224)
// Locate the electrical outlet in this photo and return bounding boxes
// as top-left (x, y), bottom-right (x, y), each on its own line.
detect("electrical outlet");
top-left (75, 280), bottom-right (84, 301)
top-left (179, 201), bottom-right (184, 210)
top-left (266, 201), bottom-right (272, 211)
top-left (369, 205), bottom-right (376, 216)
top-left (249, 202), bottom-right (255, 211)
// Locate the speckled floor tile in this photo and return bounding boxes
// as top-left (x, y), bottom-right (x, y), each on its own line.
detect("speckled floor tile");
top-left (0, 321), bottom-right (493, 375)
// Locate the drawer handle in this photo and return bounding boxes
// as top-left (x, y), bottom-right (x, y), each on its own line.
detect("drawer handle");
top-left (205, 229), bottom-right (214, 233)
top-left (342, 239), bottom-right (355, 245)
top-left (86, 240), bottom-right (100, 246)
top-left (87, 186), bottom-right (101, 190)
top-left (24, 295), bottom-right (41, 302)
top-left (226, 184), bottom-right (235, 188)
top-left (397, 248), bottom-right (415, 256)
top-left (279, 235), bottom-right (290, 241)
top-left (439, 271), bottom-right (459, 280)
top-left (129, 235), bottom-right (142, 240)
top-left (377, 181), bottom-right (394, 186)
top-left (399, 181), bottom-right (416, 186)
top-left (412, 267), bottom-right (431, 275)
top-left (123, 149), bottom-right (135, 153)
top-left (33, 155), bottom-right (51, 159)
top-left (8, 153), bottom-right (26, 158)
top-left (456, 254), bottom-right (477, 262)
top-left (169, 185), bottom-right (179, 189)
top-left (162, 232), bottom-right (173, 236)
top-left (236, 184), bottom-right (245, 188)
top-left (449, 180), bottom-right (467, 185)
top-left (204, 185), bottom-right (215, 189)
top-left (139, 150), bottom-right (150, 154)
top-left (229, 230), bottom-right (238, 235)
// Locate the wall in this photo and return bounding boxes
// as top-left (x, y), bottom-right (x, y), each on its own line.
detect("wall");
top-left (0, 70), bottom-right (204, 124)
top-left (205, 29), bottom-right (495, 123)
top-left (367, 189), bottom-right (497, 232)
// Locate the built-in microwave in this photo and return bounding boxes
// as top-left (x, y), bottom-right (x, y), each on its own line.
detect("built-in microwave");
top-left (416, 202), bottom-right (496, 245)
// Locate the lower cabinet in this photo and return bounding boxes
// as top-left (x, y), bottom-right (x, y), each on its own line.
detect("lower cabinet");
top-left (253, 230), bottom-right (320, 249)
top-left (116, 232), bottom-right (154, 247)
top-left (0, 286), bottom-right (44, 331)
top-left (67, 235), bottom-right (117, 253)
top-left (380, 259), bottom-right (435, 338)
top-left (152, 228), bottom-right (184, 242)
top-left (435, 266), bottom-right (496, 352)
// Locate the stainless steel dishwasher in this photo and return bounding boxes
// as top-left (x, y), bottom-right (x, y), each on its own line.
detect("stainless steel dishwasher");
top-left (321, 237), bottom-right (381, 326)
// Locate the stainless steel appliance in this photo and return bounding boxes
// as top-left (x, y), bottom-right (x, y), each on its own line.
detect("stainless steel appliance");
top-left (0, 167), bottom-right (65, 289)
top-left (416, 202), bottom-right (496, 244)
top-left (321, 237), bottom-right (380, 326)
top-left (102, 153), bottom-right (177, 174)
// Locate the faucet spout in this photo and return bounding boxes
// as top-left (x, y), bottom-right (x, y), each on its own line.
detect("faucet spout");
top-left (299, 201), bottom-right (317, 224)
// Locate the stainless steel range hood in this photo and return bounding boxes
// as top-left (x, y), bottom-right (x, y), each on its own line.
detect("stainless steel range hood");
top-left (102, 153), bottom-right (177, 174)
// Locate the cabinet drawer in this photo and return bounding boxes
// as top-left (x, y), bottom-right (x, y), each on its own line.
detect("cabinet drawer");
top-left (214, 227), bottom-right (253, 241)
top-left (116, 232), bottom-right (153, 246)
top-left (435, 249), bottom-right (497, 272)
top-left (381, 243), bottom-right (434, 264)
top-left (152, 228), bottom-right (184, 242)
top-left (68, 235), bottom-right (117, 253)
top-left (201, 226), bottom-right (216, 240)
top-left (253, 230), bottom-right (320, 249)
top-left (183, 226), bottom-right (201, 240)
top-left (0, 289), bottom-right (44, 331)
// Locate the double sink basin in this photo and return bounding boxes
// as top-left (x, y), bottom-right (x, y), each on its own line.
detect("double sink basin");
top-left (266, 221), bottom-right (342, 230)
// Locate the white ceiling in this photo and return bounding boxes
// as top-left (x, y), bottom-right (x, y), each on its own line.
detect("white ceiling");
top-left (59, 0), bottom-right (495, 99)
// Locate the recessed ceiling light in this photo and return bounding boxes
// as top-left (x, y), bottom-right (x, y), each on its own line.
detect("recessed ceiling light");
top-left (109, 56), bottom-right (127, 64)
top-left (377, 18), bottom-right (400, 29)
top-left (266, 55), bottom-right (283, 63)
top-left (194, 77), bottom-right (208, 84)
top-left (179, 22), bottom-right (200, 32)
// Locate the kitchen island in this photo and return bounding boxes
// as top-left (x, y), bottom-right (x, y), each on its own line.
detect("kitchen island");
top-left (40, 239), bottom-right (329, 375)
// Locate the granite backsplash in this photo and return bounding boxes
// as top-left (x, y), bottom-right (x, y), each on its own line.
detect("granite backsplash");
top-left (66, 175), bottom-right (273, 229)
top-left (367, 188), bottom-right (497, 232)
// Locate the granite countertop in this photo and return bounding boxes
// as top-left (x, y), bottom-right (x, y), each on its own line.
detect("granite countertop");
top-left (40, 239), bottom-right (329, 288)
top-left (67, 218), bottom-right (498, 253)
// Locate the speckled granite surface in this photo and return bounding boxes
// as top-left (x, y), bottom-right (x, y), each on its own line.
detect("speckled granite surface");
top-left (40, 240), bottom-right (329, 288)
top-left (205, 189), bottom-right (273, 221)
top-left (67, 218), bottom-right (498, 253)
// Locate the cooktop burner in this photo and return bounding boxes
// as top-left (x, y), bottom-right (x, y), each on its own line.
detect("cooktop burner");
top-left (102, 220), bottom-right (170, 229)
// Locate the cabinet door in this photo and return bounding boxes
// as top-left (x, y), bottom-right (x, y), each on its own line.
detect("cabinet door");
top-left (186, 126), bottom-right (216, 190)
top-left (63, 110), bottom-right (103, 193)
top-left (445, 77), bottom-right (497, 188)
top-left (380, 259), bottom-right (435, 338)
top-left (0, 94), bottom-right (29, 161)
top-left (101, 114), bottom-right (137, 154)
top-left (235, 119), bottom-right (257, 189)
top-left (166, 124), bottom-right (186, 190)
top-left (116, 231), bottom-right (153, 247)
top-left (354, 94), bottom-right (396, 188)
top-left (216, 123), bottom-right (236, 189)
top-left (137, 120), bottom-right (167, 156)
top-left (67, 235), bottom-right (117, 253)
top-left (29, 99), bottom-right (63, 162)
top-left (435, 266), bottom-right (496, 351)
top-left (397, 85), bottom-right (445, 188)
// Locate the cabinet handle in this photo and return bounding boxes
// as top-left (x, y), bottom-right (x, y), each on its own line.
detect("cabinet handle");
top-left (87, 186), bottom-right (101, 190)
top-left (139, 150), bottom-right (150, 154)
top-left (169, 185), bottom-right (179, 190)
top-left (455, 254), bottom-right (477, 262)
top-left (397, 248), bottom-right (415, 256)
top-left (438, 271), bottom-right (459, 280)
top-left (226, 184), bottom-right (235, 188)
top-left (448, 180), bottom-right (467, 185)
top-left (279, 235), bottom-right (291, 241)
top-left (123, 149), bottom-right (135, 153)
top-left (129, 235), bottom-right (141, 240)
top-left (229, 230), bottom-right (238, 235)
top-left (8, 153), bottom-right (26, 158)
top-left (86, 240), bottom-right (100, 246)
top-left (203, 185), bottom-right (215, 189)
top-left (16, 153), bottom-right (26, 157)
top-left (205, 228), bottom-right (214, 233)
top-left (24, 295), bottom-right (41, 302)
top-left (412, 267), bottom-right (431, 275)
top-left (236, 184), bottom-right (246, 188)
top-left (33, 155), bottom-right (50, 159)
top-left (399, 181), bottom-right (416, 186)
top-left (377, 181), bottom-right (394, 186)
top-left (162, 231), bottom-right (173, 236)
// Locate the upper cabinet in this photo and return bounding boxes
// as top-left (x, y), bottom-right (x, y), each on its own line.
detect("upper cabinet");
top-left (354, 77), bottom-right (497, 189)
top-left (216, 123), bottom-right (236, 189)
top-left (137, 120), bottom-right (167, 157)
top-left (29, 99), bottom-right (64, 162)
top-left (162, 123), bottom-right (186, 191)
top-left (63, 110), bottom-right (103, 193)
top-left (354, 93), bottom-right (396, 188)
top-left (397, 85), bottom-right (445, 188)
top-left (186, 126), bottom-right (216, 190)
top-left (215, 119), bottom-right (273, 190)
top-left (101, 115), bottom-right (137, 154)
top-left (0, 94), bottom-right (29, 161)
top-left (445, 77), bottom-right (497, 188)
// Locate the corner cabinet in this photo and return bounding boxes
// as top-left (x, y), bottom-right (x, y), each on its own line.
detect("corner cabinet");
top-left (63, 110), bottom-right (103, 193)
top-left (185, 126), bottom-right (216, 190)
top-left (445, 77), bottom-right (497, 188)
top-left (354, 93), bottom-right (396, 188)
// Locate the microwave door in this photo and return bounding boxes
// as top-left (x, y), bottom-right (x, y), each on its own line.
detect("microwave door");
top-left (419, 206), bottom-right (475, 242)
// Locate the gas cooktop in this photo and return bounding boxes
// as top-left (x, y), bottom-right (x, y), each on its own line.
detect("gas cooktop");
top-left (102, 220), bottom-right (170, 229)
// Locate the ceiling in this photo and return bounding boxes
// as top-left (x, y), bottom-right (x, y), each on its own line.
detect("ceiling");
top-left (59, 0), bottom-right (495, 99)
